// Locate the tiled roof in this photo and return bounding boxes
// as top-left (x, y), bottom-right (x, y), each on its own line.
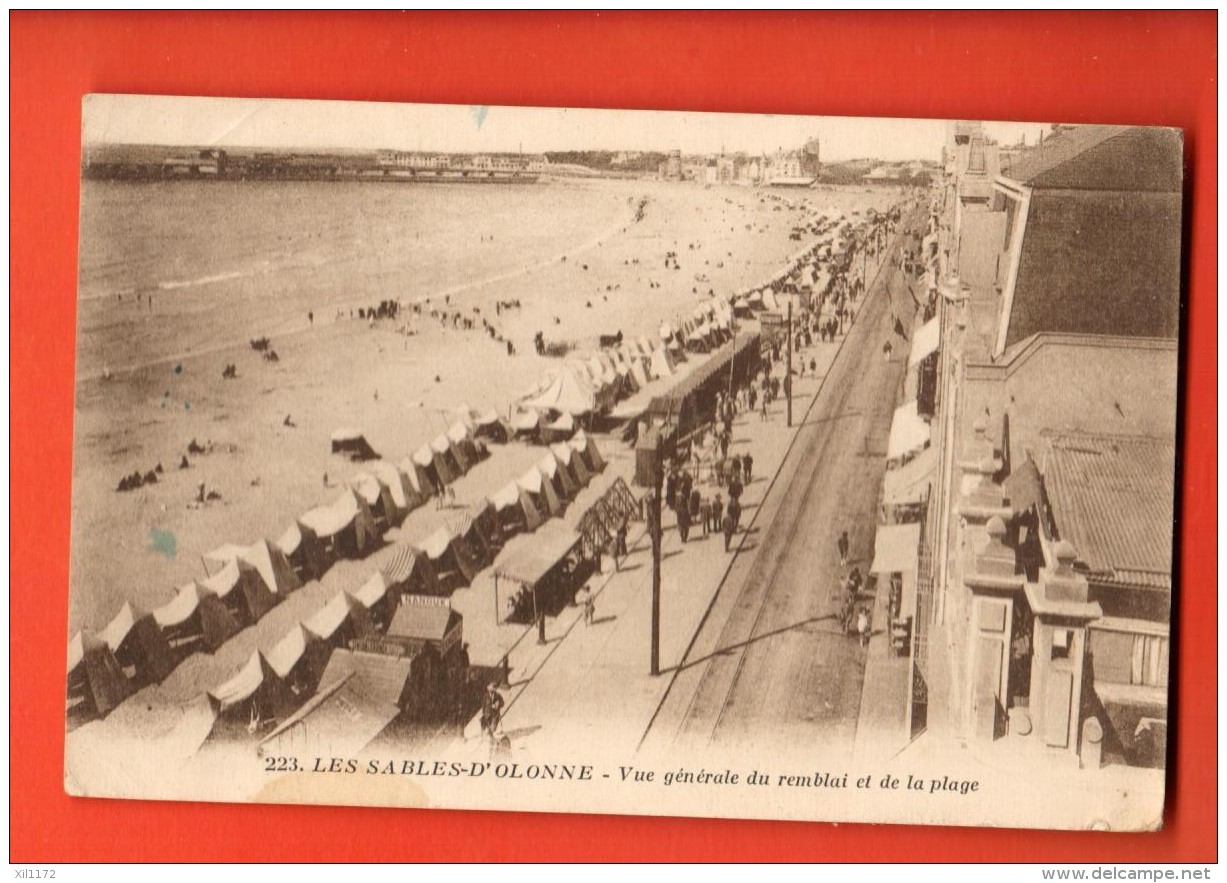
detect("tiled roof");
top-left (320, 650), bottom-right (414, 708)
top-left (1005, 188), bottom-right (1183, 346)
top-left (1001, 125), bottom-right (1182, 192)
top-left (1041, 433), bottom-right (1175, 591)
top-left (388, 604), bottom-right (459, 644)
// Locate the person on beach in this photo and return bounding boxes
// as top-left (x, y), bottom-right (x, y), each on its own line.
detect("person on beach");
top-left (857, 607), bottom-right (871, 649)
top-left (838, 530), bottom-right (850, 567)
top-left (744, 453), bottom-right (754, 483)
top-left (760, 394), bottom-right (769, 421)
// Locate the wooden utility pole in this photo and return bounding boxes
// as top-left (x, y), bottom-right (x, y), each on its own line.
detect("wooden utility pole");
top-left (786, 301), bottom-right (793, 428)
top-left (649, 461), bottom-right (663, 676)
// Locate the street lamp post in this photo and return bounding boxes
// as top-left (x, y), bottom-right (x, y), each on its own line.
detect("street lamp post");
top-left (785, 301), bottom-right (793, 428)
top-left (648, 458), bottom-right (663, 676)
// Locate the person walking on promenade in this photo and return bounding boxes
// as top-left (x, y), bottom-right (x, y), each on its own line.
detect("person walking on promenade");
top-left (724, 497), bottom-right (742, 550)
top-left (711, 493), bottom-right (724, 536)
top-left (744, 453), bottom-right (754, 483)
top-left (615, 518), bottom-right (629, 559)
top-left (727, 471), bottom-right (743, 507)
top-left (857, 607), bottom-right (871, 649)
top-left (677, 496), bottom-right (691, 543)
top-left (838, 529), bottom-right (850, 567)
top-left (578, 586), bottom-right (595, 626)
top-left (665, 467), bottom-right (678, 512)
top-left (690, 487), bottom-right (702, 534)
top-left (481, 682), bottom-right (505, 741)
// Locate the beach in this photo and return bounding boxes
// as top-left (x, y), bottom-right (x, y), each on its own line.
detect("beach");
top-left (70, 176), bottom-right (897, 637)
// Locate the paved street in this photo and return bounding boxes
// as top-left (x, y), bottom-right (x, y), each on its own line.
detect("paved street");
top-left (643, 212), bottom-right (921, 761)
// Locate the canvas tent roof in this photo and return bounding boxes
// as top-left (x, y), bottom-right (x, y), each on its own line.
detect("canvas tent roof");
top-left (522, 368), bottom-right (598, 416)
top-left (418, 526), bottom-right (457, 561)
top-left (381, 544), bottom-right (428, 588)
top-left (367, 461), bottom-right (414, 510)
top-left (303, 592), bottom-right (356, 642)
top-left (153, 583), bottom-right (205, 629)
top-left (649, 347), bottom-right (675, 379)
top-left (538, 452), bottom-right (566, 486)
top-left (300, 498), bottom-right (356, 538)
top-left (887, 400), bottom-right (931, 461)
top-left (350, 471), bottom-right (392, 509)
top-left (99, 601), bottom-right (145, 652)
top-left (448, 420), bottom-right (475, 446)
top-left (199, 558), bottom-right (253, 600)
top-left (204, 538), bottom-right (302, 596)
top-left (352, 571), bottom-right (393, 610)
top-left (67, 631), bottom-right (85, 672)
top-left (330, 428), bottom-right (365, 443)
top-left (412, 444), bottom-right (435, 469)
top-left (277, 522), bottom-right (309, 557)
top-left (510, 408), bottom-right (541, 432)
top-left (208, 651), bottom-right (271, 709)
top-left (491, 480), bottom-right (524, 511)
top-left (431, 433), bottom-right (459, 459)
top-left (569, 430), bottom-right (606, 472)
top-left (494, 521), bottom-right (581, 587)
top-left (908, 317), bottom-right (941, 366)
top-left (871, 523), bottom-right (922, 575)
top-left (266, 625), bottom-right (312, 680)
top-left (397, 456), bottom-right (432, 496)
top-left (518, 467), bottom-right (546, 496)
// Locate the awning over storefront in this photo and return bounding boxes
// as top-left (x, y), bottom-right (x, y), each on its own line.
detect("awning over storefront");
top-left (882, 445), bottom-right (938, 507)
top-left (871, 523), bottom-right (922, 575)
top-left (940, 279), bottom-right (967, 302)
top-left (908, 317), bottom-right (941, 367)
top-left (887, 400), bottom-right (931, 461)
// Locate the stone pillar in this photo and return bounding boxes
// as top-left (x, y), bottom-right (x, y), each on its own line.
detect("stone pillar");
top-left (1024, 541), bottom-right (1102, 757)
top-left (962, 516), bottom-right (1025, 743)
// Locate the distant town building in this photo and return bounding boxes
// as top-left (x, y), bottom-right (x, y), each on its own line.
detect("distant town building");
top-left (659, 149), bottom-right (683, 181)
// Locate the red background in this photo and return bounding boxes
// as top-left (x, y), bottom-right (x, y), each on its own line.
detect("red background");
top-left (10, 11), bottom-right (1217, 862)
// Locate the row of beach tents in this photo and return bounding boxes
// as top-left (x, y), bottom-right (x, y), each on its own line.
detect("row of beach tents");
top-left (67, 429), bottom-right (607, 720)
top-left (662, 299), bottom-right (736, 356)
top-left (515, 337), bottom-right (675, 431)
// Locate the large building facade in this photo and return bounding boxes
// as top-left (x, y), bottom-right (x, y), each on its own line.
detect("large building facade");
top-left (886, 124), bottom-right (1180, 776)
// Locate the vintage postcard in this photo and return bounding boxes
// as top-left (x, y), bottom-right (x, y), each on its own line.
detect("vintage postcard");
top-left (65, 96), bottom-right (1181, 831)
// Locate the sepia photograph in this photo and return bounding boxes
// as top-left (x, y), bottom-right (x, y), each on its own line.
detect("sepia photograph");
top-left (63, 95), bottom-right (1181, 833)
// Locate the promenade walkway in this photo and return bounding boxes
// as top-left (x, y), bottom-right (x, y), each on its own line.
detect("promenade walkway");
top-left (453, 250), bottom-right (894, 765)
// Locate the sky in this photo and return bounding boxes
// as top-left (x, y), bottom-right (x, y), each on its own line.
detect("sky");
top-left (83, 94), bottom-right (1052, 162)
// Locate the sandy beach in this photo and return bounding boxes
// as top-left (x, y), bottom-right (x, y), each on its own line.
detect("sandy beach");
top-left (70, 177), bottom-right (897, 639)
